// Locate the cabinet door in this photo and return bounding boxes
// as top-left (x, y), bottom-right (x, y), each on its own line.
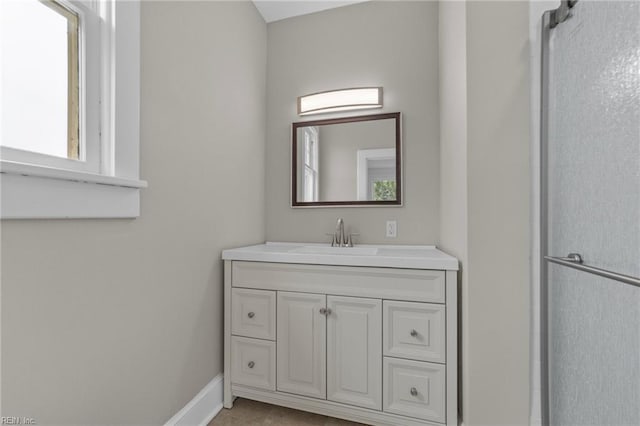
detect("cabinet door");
top-left (277, 291), bottom-right (326, 399)
top-left (327, 296), bottom-right (382, 410)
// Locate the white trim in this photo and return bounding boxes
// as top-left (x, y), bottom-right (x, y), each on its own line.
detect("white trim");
top-left (356, 148), bottom-right (396, 201)
top-left (100, 0), bottom-right (116, 175)
top-left (300, 126), bottom-right (319, 202)
top-left (0, 173), bottom-right (141, 219)
top-left (223, 261), bottom-right (234, 409)
top-left (112, 0), bottom-right (141, 179)
top-left (445, 270), bottom-right (459, 426)
top-left (0, 161), bottom-right (146, 189)
top-left (76, 0), bottom-right (102, 173)
top-left (165, 374), bottom-right (224, 426)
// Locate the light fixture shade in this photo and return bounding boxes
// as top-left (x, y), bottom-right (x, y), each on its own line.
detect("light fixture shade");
top-left (297, 87), bottom-right (383, 116)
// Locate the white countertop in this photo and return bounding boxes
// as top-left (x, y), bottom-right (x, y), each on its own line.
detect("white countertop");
top-left (221, 242), bottom-right (459, 270)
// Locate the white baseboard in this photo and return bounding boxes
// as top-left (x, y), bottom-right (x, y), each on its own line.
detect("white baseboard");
top-left (165, 374), bottom-right (224, 426)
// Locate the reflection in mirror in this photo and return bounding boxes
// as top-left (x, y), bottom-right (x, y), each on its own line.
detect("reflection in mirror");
top-left (292, 112), bottom-right (401, 207)
top-left (357, 148), bottom-right (396, 201)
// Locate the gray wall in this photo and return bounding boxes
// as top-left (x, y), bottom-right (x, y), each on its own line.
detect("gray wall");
top-left (0, 2), bottom-right (266, 423)
top-left (437, 0), bottom-right (469, 419)
top-left (439, 1), bottom-right (468, 277)
top-left (464, 2), bottom-right (532, 424)
top-left (265, 1), bottom-right (440, 243)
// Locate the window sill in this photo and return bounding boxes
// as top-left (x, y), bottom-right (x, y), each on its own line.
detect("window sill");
top-left (0, 160), bottom-right (147, 219)
top-left (0, 160), bottom-right (147, 188)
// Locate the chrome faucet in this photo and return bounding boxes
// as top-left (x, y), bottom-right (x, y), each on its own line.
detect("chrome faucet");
top-left (326, 218), bottom-right (359, 247)
top-left (335, 218), bottom-right (345, 247)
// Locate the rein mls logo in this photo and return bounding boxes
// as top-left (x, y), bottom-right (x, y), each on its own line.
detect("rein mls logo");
top-left (1, 418), bottom-right (36, 425)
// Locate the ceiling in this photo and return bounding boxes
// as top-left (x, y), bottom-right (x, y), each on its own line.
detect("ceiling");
top-left (252, 0), bottom-right (370, 23)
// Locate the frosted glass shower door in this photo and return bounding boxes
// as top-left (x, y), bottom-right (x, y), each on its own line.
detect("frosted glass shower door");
top-left (543, 1), bottom-right (640, 425)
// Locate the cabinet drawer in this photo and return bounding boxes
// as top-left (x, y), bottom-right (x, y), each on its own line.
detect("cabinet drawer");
top-left (383, 357), bottom-right (445, 423)
top-left (231, 336), bottom-right (276, 391)
top-left (232, 288), bottom-right (276, 340)
top-left (383, 301), bottom-right (445, 363)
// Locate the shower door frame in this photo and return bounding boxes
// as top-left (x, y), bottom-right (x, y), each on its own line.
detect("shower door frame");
top-left (539, 2), bottom-right (577, 425)
top-left (539, 8), bottom-right (551, 426)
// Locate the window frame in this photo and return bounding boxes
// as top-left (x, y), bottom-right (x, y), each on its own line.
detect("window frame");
top-left (302, 127), bottom-right (319, 202)
top-left (0, 0), bottom-right (146, 219)
top-left (0, 0), bottom-right (102, 173)
top-left (42, 0), bottom-right (81, 160)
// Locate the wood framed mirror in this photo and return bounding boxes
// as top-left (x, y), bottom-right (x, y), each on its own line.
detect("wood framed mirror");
top-left (291, 112), bottom-right (402, 207)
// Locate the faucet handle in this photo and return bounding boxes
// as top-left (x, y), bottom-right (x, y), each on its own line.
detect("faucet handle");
top-left (345, 233), bottom-right (360, 247)
top-left (325, 233), bottom-right (338, 247)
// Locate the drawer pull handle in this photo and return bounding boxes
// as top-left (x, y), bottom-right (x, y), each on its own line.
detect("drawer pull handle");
top-left (247, 312), bottom-right (255, 319)
top-left (410, 329), bottom-right (418, 337)
top-left (248, 361), bottom-right (255, 369)
top-left (410, 387), bottom-right (418, 396)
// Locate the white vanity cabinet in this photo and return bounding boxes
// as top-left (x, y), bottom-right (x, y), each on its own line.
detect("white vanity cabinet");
top-left (222, 243), bottom-right (458, 426)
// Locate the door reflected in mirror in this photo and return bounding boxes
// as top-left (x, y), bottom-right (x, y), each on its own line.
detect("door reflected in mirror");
top-left (292, 112), bottom-right (401, 207)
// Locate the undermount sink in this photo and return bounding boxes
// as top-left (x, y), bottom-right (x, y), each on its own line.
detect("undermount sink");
top-left (289, 245), bottom-right (379, 256)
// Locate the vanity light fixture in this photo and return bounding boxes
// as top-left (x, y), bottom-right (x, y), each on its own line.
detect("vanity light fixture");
top-left (297, 87), bottom-right (383, 116)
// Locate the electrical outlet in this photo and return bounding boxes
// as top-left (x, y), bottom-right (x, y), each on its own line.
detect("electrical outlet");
top-left (386, 220), bottom-right (397, 238)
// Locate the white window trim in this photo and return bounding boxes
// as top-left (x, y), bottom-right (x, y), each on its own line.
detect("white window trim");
top-left (0, 0), bottom-right (146, 219)
top-left (304, 127), bottom-right (319, 202)
top-left (298, 126), bottom-right (319, 202)
top-left (356, 148), bottom-right (395, 201)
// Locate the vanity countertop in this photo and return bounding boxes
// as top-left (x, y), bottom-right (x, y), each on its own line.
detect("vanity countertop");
top-left (222, 242), bottom-right (459, 270)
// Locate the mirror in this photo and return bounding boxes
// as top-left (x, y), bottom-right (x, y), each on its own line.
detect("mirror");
top-left (292, 112), bottom-right (401, 207)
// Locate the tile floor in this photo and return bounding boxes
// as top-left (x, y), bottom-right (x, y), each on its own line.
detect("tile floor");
top-left (208, 398), bottom-right (367, 426)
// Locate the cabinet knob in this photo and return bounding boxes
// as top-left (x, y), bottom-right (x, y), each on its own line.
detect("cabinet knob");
top-left (248, 361), bottom-right (255, 369)
top-left (410, 329), bottom-right (418, 337)
top-left (247, 312), bottom-right (255, 319)
top-left (410, 387), bottom-right (418, 396)
top-left (320, 307), bottom-right (332, 316)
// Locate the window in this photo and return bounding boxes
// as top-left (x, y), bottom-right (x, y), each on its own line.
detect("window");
top-left (1, 0), bottom-right (101, 172)
top-left (2, 0), bottom-right (79, 159)
top-left (0, 0), bottom-right (145, 218)
top-left (302, 127), bottom-right (319, 202)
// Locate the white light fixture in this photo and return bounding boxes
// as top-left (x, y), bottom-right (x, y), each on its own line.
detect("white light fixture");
top-left (297, 87), bottom-right (383, 116)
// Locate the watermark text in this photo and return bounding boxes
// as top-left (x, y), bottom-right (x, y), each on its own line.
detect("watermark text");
top-left (1, 417), bottom-right (36, 425)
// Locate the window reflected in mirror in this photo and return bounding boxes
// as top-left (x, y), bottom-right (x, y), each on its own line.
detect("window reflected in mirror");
top-left (301, 126), bottom-right (319, 202)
